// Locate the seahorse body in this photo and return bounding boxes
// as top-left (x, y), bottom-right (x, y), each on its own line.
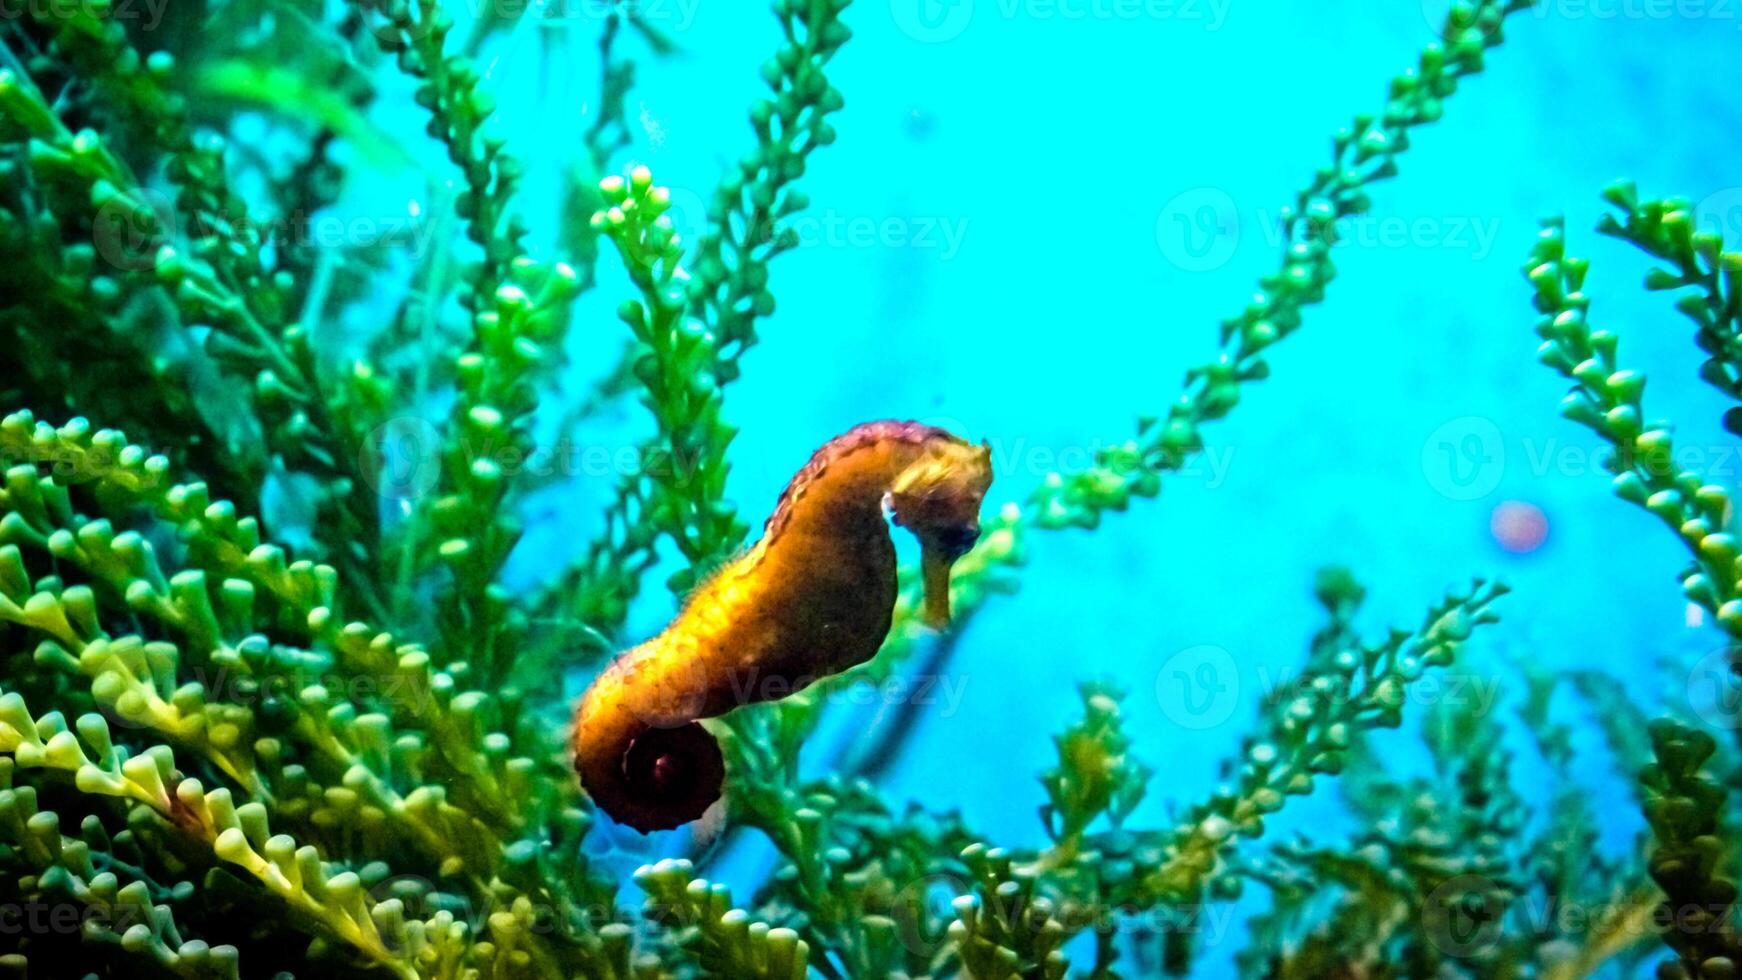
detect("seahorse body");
top-left (571, 420), bottom-right (993, 832)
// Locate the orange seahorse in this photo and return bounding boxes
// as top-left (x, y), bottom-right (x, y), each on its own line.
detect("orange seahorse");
top-left (571, 420), bottom-right (994, 832)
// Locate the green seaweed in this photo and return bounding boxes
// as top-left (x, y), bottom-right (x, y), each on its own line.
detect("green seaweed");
top-left (1642, 719), bottom-right (1742, 980)
top-left (1516, 190), bottom-right (1742, 977)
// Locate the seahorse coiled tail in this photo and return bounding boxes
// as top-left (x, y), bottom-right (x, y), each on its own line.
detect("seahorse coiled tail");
top-left (571, 420), bottom-right (994, 832)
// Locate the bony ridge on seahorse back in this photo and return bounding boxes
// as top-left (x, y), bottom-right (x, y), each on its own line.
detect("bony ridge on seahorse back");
top-left (571, 420), bottom-right (994, 832)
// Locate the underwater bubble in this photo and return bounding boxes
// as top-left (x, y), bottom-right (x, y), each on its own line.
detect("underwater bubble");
top-left (1489, 500), bottom-right (1548, 554)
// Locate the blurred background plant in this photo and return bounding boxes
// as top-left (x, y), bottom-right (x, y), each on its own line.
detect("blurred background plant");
top-left (0, 0), bottom-right (1738, 976)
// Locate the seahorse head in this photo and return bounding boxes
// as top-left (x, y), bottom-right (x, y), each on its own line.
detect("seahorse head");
top-left (888, 436), bottom-right (994, 628)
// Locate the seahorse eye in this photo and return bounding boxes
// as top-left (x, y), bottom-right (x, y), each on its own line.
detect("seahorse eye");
top-left (936, 524), bottom-right (980, 558)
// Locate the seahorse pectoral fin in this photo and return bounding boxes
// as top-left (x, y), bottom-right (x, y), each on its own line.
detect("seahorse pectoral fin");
top-left (921, 544), bottom-right (954, 629)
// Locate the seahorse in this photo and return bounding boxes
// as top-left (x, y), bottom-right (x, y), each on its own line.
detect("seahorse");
top-left (571, 420), bottom-right (994, 832)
